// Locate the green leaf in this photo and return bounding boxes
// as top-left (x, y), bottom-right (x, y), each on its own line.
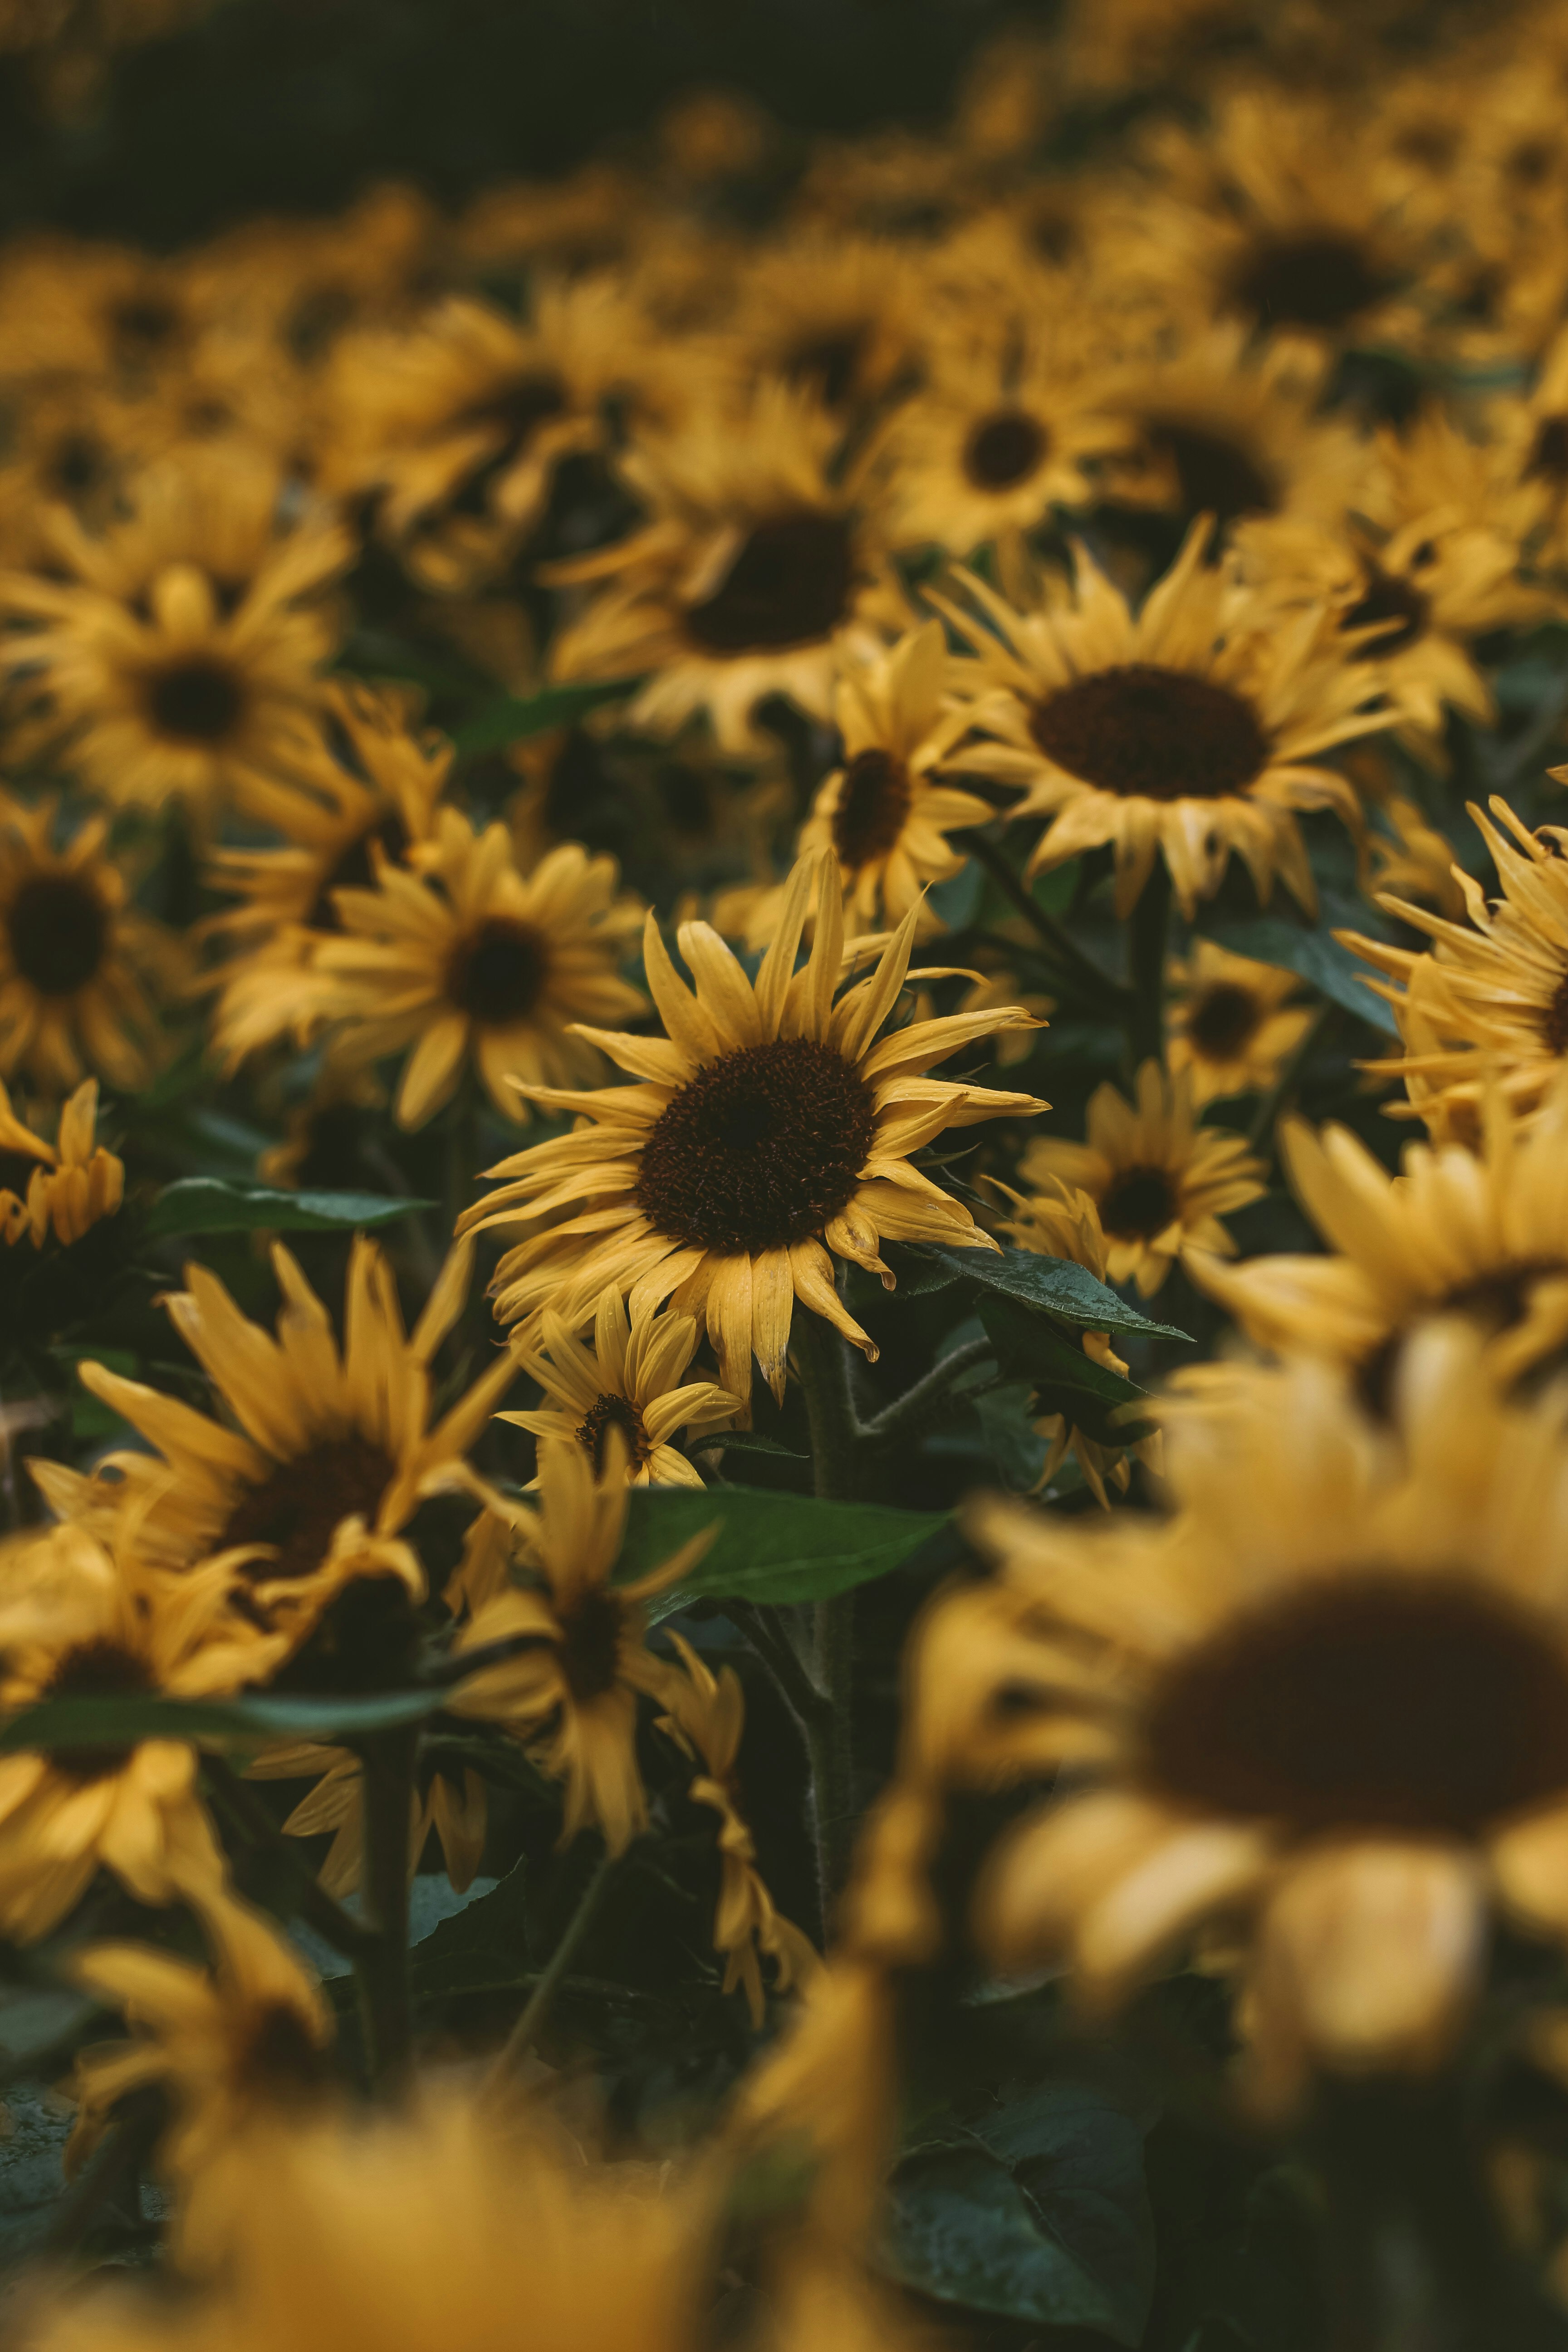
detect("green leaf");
top-left (1195, 902), bottom-right (1397, 1034)
top-left (885, 2082), bottom-right (1156, 2346)
top-left (409, 1857), bottom-right (530, 2002)
top-left (970, 1382), bottom-right (1049, 1492)
top-left (917, 1245), bottom-right (1189, 1340)
top-left (0, 1687), bottom-right (443, 1756)
top-left (691, 1430), bottom-right (809, 1464)
top-left (614, 1485), bottom-right (955, 1626)
top-left (145, 1180), bottom-right (431, 1239)
top-left (978, 1297), bottom-right (1156, 1445)
top-left (453, 678), bottom-right (641, 755)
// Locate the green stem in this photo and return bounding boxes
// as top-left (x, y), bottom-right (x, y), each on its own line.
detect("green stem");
top-left (484, 1844), bottom-right (619, 2097)
top-left (1245, 999), bottom-right (1339, 1157)
top-left (860, 1336), bottom-right (993, 1448)
top-left (354, 1727), bottom-right (417, 2092)
top-left (44, 2088), bottom-right (164, 2254)
top-left (1127, 858), bottom-right (1171, 1073)
top-left (203, 1758), bottom-right (377, 1960)
top-left (790, 1307), bottom-right (863, 1503)
top-left (957, 828), bottom-right (1131, 1009)
top-left (789, 1309), bottom-right (862, 1930)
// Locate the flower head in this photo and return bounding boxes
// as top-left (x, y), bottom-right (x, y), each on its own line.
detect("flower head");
top-left (505, 1292), bottom-right (740, 1490)
top-left (1166, 939), bottom-right (1313, 1107)
top-left (0, 1076), bottom-right (123, 1247)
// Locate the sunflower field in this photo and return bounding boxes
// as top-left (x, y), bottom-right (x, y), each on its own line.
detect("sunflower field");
top-left (8, 0), bottom-right (1568, 2346)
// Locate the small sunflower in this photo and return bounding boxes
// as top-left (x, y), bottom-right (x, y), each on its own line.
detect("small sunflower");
top-left (504, 1291), bottom-right (740, 1491)
top-left (1019, 1060), bottom-right (1266, 1297)
top-left (964, 1326), bottom-right (1568, 2113)
top-left (0, 794), bottom-right (181, 1092)
top-left (304, 808), bottom-right (647, 1129)
top-left (37, 1236), bottom-right (515, 1651)
top-left (462, 853), bottom-right (1044, 1407)
top-left (794, 621), bottom-right (993, 931)
top-left (244, 1740), bottom-right (486, 1900)
top-left (0, 1075), bottom-right (122, 1247)
top-left (449, 1437), bottom-right (713, 1853)
top-left (938, 520), bottom-right (1388, 918)
top-left (1362, 788), bottom-right (1468, 921)
top-left (0, 450), bottom-right (352, 812)
top-left (1166, 940), bottom-right (1313, 1106)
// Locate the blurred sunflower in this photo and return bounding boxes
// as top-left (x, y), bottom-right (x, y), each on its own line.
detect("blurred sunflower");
top-left (0, 1076), bottom-right (122, 1247)
top-left (503, 1292), bottom-right (740, 1490)
top-left (1363, 788), bottom-right (1468, 921)
top-left (1019, 1060), bottom-right (1265, 1296)
top-left (725, 234), bottom-right (927, 412)
top-left (463, 853), bottom-right (1043, 1407)
top-left (0, 372), bottom-right (141, 561)
top-left (305, 808), bottom-right (647, 1129)
top-left (966, 1327), bottom-right (1568, 2113)
top-left (244, 1740), bottom-right (486, 1901)
top-left (939, 520), bottom-right (1387, 918)
top-left (1166, 940), bottom-right (1313, 1105)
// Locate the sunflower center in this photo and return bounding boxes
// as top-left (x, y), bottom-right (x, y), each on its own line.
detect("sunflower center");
top-left (1542, 974), bottom-right (1568, 1058)
top-left (1030, 664), bottom-right (1269, 802)
top-left (1144, 1574), bottom-right (1568, 1833)
top-left (576, 1392), bottom-right (650, 1475)
top-left (6, 875), bottom-right (109, 997)
top-left (685, 513), bottom-right (855, 654)
top-left (636, 1036), bottom-right (876, 1254)
top-left (1187, 980), bottom-right (1264, 1061)
top-left (965, 409), bottom-right (1048, 490)
top-left (110, 294), bottom-right (180, 357)
top-left (1145, 418), bottom-right (1275, 524)
top-left (1099, 1166), bottom-right (1177, 1240)
top-left (1344, 563), bottom-right (1428, 658)
top-left (1230, 231), bottom-right (1387, 333)
top-left (446, 916), bottom-right (551, 1025)
top-left (147, 658), bottom-right (246, 744)
top-left (41, 1639), bottom-right (154, 1783)
top-left (45, 433), bottom-right (108, 499)
top-left (784, 329), bottom-right (867, 408)
top-left (1528, 416), bottom-right (1568, 485)
top-left (218, 1438), bottom-right (395, 1583)
top-left (831, 748), bottom-right (913, 871)
top-left (560, 1587), bottom-right (626, 1703)
top-left (237, 2003), bottom-right (330, 2104)
top-left (308, 813), bottom-right (411, 931)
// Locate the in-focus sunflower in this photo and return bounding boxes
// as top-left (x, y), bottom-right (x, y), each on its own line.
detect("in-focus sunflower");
top-left (243, 1739), bottom-right (486, 1899)
top-left (0, 1076), bottom-right (122, 1247)
top-left (67, 1894), bottom-right (336, 2267)
top-left (658, 1633), bottom-right (818, 2025)
top-left (794, 621), bottom-right (992, 931)
top-left (0, 795), bottom-right (181, 1093)
top-left (463, 853), bottom-right (1043, 1406)
top-left (1166, 939), bottom-right (1313, 1106)
top-left (504, 1291), bottom-right (740, 1490)
top-left (964, 1327), bottom-right (1568, 2113)
top-left (37, 1236), bottom-right (515, 1652)
top-left (547, 383), bottom-right (903, 752)
top-left (304, 808), bottom-right (647, 1129)
top-left (449, 1437), bottom-right (712, 1853)
top-left (0, 450), bottom-right (352, 812)
top-left (939, 520), bottom-right (1388, 918)
top-left (1019, 1060), bottom-right (1266, 1297)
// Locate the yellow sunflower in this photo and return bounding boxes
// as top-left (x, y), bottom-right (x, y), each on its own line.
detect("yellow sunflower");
top-left (723, 233), bottom-right (928, 412)
top-left (1492, 324), bottom-right (1568, 559)
top-left (963, 1325), bottom-right (1568, 2113)
top-left (1362, 786), bottom-right (1469, 921)
top-left (0, 793), bottom-right (181, 1093)
top-left (36, 1236), bottom-right (515, 1649)
top-left (302, 807), bottom-right (647, 1129)
top-left (937, 519), bottom-right (1388, 918)
top-left (1019, 1060), bottom-right (1266, 1297)
top-left (504, 1290), bottom-right (740, 1490)
top-left (67, 1892), bottom-right (336, 2268)
top-left (243, 1740), bottom-right (486, 1899)
top-left (0, 1075), bottom-right (122, 1246)
top-left (462, 852), bottom-right (1044, 1407)
top-left (0, 449), bottom-right (353, 812)
top-left (546, 382), bottom-right (904, 753)
top-left (449, 1436), bottom-right (712, 1853)
top-left (794, 621), bottom-right (992, 930)
top-left (1166, 940), bottom-right (1313, 1106)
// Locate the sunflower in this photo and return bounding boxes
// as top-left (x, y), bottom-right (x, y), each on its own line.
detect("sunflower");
top-left (721, 233), bottom-right (929, 414)
top-left (243, 1740), bottom-right (486, 1899)
top-left (449, 1437), bottom-right (713, 1853)
top-left (1492, 324), bottom-right (1568, 558)
top-left (0, 1074), bottom-right (121, 1246)
top-left (0, 1524), bottom-right (271, 1942)
top-left (0, 372), bottom-right (142, 562)
top-left (1019, 1061), bottom-right (1266, 1298)
top-left (990, 1173), bottom-right (1164, 1504)
top-left (963, 1325), bottom-right (1568, 2113)
top-left (1166, 940), bottom-right (1313, 1106)
top-left (504, 1291), bottom-right (740, 1491)
top-left (546, 382), bottom-right (904, 753)
top-left (937, 520), bottom-right (1388, 919)
top-left (793, 621), bottom-right (993, 931)
top-left (1362, 788), bottom-right (1468, 922)
top-left (0, 794), bottom-right (181, 1093)
top-left (657, 1633), bottom-right (818, 2025)
top-left (36, 1236), bottom-right (515, 1651)
top-left (0, 449), bottom-right (353, 812)
top-left (67, 1893), bottom-right (336, 2267)
top-left (462, 853), bottom-right (1044, 1408)
top-left (301, 808), bottom-right (647, 1129)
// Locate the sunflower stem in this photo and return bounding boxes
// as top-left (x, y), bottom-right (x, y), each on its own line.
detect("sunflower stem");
top-left (955, 827), bottom-right (1131, 1010)
top-left (1244, 998), bottom-right (1338, 1157)
top-left (789, 1310), bottom-right (863, 1926)
top-left (354, 1725), bottom-right (418, 2092)
top-left (203, 1756), bottom-right (378, 1960)
top-left (484, 1841), bottom-right (620, 2097)
top-left (441, 1078), bottom-right (479, 1245)
top-left (860, 1336), bottom-right (994, 1447)
top-left (1127, 858), bottom-right (1171, 1072)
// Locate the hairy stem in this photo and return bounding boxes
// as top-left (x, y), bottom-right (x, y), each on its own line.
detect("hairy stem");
top-left (484, 1843), bottom-right (620, 2098)
top-left (355, 1726), bottom-right (418, 2092)
top-left (1127, 858), bottom-right (1171, 1073)
top-left (860, 1335), bottom-right (994, 1448)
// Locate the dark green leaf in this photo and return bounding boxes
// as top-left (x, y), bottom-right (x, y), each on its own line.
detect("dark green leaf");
top-left (916, 1245), bottom-right (1189, 1340)
top-left (614, 1485), bottom-right (953, 1626)
top-left (691, 1430), bottom-right (809, 1464)
top-left (145, 1180), bottom-right (431, 1238)
top-left (409, 1857), bottom-right (529, 2002)
top-left (0, 1687), bottom-right (443, 1756)
top-left (453, 677), bottom-right (641, 755)
top-left (970, 1382), bottom-right (1049, 1491)
top-left (1195, 902), bottom-right (1396, 1034)
top-left (978, 1297), bottom-right (1156, 1445)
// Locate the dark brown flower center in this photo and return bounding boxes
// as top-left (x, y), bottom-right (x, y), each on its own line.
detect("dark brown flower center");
top-left (1187, 980), bottom-right (1264, 1061)
top-left (1528, 416), bottom-right (1568, 485)
top-left (685, 513), bottom-right (855, 655)
top-left (560, 1587), bottom-right (626, 1702)
top-left (1344, 563), bottom-right (1428, 658)
top-left (217, 1437), bottom-right (395, 1583)
top-left (147, 657), bottom-right (246, 744)
top-left (1543, 974), bottom-right (1568, 1057)
top-left (1230, 231), bottom-right (1388, 333)
top-left (45, 433), bottom-right (109, 500)
top-left (1098, 1165), bottom-right (1178, 1241)
top-left (445, 916), bottom-right (551, 1025)
top-left (636, 1036), bottom-right (876, 1254)
top-left (1030, 664), bottom-right (1269, 802)
top-left (576, 1392), bottom-right (649, 1476)
top-left (308, 813), bottom-right (411, 931)
top-left (965, 409), bottom-right (1048, 491)
top-left (784, 329), bottom-right (867, 409)
top-left (110, 294), bottom-right (180, 358)
top-left (41, 1639), bottom-right (154, 1783)
top-left (7, 874), bottom-right (108, 996)
top-left (236, 2002), bottom-right (331, 2105)
top-left (831, 748), bottom-right (913, 871)
top-left (1144, 1575), bottom-right (1568, 1833)
top-left (1144, 418), bottom-right (1276, 525)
